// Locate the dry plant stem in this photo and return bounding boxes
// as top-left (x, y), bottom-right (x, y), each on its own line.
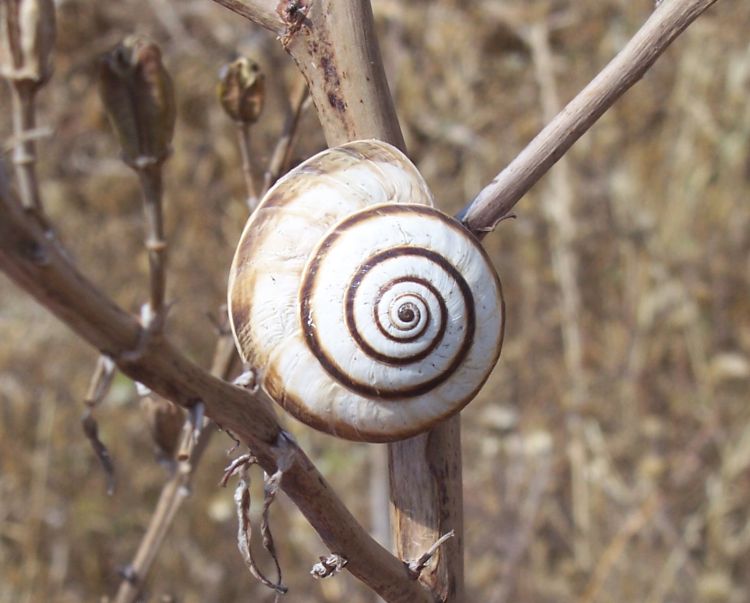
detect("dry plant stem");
top-left (10, 82), bottom-right (43, 213)
top-left (115, 469), bottom-right (190, 599)
top-left (262, 80), bottom-right (308, 192)
top-left (460, 0), bottom-right (721, 236)
top-left (236, 122), bottom-right (260, 209)
top-left (208, 0), bottom-right (282, 34)
top-left (0, 195), bottom-right (431, 603)
top-left (283, 1), bottom-right (405, 149)
top-left (388, 419), bottom-right (464, 601)
top-left (136, 165), bottom-right (167, 317)
top-left (114, 392), bottom-right (223, 602)
top-left (82, 355), bottom-right (117, 495)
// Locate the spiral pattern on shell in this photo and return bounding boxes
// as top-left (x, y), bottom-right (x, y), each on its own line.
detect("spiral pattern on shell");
top-left (228, 140), bottom-right (504, 442)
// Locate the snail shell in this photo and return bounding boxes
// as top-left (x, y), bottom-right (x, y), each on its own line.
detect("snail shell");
top-left (228, 140), bottom-right (504, 442)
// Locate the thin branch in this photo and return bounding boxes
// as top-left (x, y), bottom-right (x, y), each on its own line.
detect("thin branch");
top-left (81, 355), bottom-right (117, 495)
top-left (10, 82), bottom-right (43, 213)
top-left (114, 331), bottom-right (232, 603)
top-left (208, 0), bottom-right (283, 35)
top-left (459, 0), bottom-right (721, 236)
top-left (407, 530), bottom-right (456, 578)
top-left (136, 166), bottom-right (168, 319)
top-left (262, 79), bottom-right (308, 193)
top-left (237, 122), bottom-right (260, 209)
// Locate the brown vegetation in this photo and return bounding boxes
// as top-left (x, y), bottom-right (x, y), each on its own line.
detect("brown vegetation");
top-left (1, 0), bottom-right (748, 602)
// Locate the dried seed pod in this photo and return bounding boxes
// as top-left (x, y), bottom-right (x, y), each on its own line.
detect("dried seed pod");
top-left (228, 140), bottom-right (505, 442)
top-left (0, 0), bottom-right (56, 86)
top-left (218, 57), bottom-right (265, 124)
top-left (98, 36), bottom-right (176, 167)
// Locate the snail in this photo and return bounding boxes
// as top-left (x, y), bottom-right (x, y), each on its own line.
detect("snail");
top-left (227, 140), bottom-right (504, 442)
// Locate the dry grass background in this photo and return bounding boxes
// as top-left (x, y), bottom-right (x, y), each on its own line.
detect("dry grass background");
top-left (1, 0), bottom-right (749, 601)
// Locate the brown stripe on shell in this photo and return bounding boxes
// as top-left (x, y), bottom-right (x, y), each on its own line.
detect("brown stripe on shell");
top-left (345, 269), bottom-right (447, 364)
top-left (373, 279), bottom-right (433, 343)
top-left (263, 360), bottom-right (493, 443)
top-left (230, 303), bottom-right (251, 349)
top-left (300, 221), bottom-right (476, 398)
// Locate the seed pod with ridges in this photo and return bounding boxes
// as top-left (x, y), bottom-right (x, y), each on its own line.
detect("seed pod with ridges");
top-left (0, 0), bottom-right (56, 86)
top-left (98, 36), bottom-right (176, 167)
top-left (218, 57), bottom-right (265, 124)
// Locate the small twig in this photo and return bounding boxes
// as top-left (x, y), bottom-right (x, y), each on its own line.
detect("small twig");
top-left (2, 125), bottom-right (53, 152)
top-left (208, 0), bottom-right (285, 35)
top-left (527, 20), bottom-right (592, 571)
top-left (119, 303), bottom-right (169, 363)
top-left (262, 468), bottom-right (284, 589)
top-left (237, 122), bottom-right (260, 209)
top-left (311, 554), bottom-right (348, 579)
top-left (136, 165), bottom-right (168, 320)
top-left (406, 530), bottom-right (456, 578)
top-left (10, 82), bottom-right (42, 213)
top-left (81, 355), bottom-right (117, 495)
top-left (114, 310), bottom-right (239, 603)
top-left (262, 80), bottom-right (309, 195)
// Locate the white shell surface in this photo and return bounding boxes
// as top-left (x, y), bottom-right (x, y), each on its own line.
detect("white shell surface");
top-left (228, 140), bottom-right (504, 442)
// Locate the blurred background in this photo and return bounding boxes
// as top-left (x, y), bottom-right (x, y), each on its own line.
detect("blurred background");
top-left (1, 0), bottom-right (749, 601)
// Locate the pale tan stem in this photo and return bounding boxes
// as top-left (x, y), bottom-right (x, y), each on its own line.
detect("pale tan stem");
top-left (115, 472), bottom-right (189, 600)
top-left (113, 422), bottom-right (218, 603)
top-left (82, 355), bottom-right (117, 495)
top-left (460, 0), bottom-right (721, 236)
top-left (113, 340), bottom-right (230, 603)
top-left (209, 0), bottom-right (282, 34)
top-left (137, 166), bottom-right (167, 318)
top-left (0, 191), bottom-right (431, 603)
top-left (262, 80), bottom-right (308, 194)
top-left (388, 418), bottom-right (464, 601)
top-left (10, 81), bottom-right (43, 214)
top-left (237, 122), bottom-right (260, 209)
